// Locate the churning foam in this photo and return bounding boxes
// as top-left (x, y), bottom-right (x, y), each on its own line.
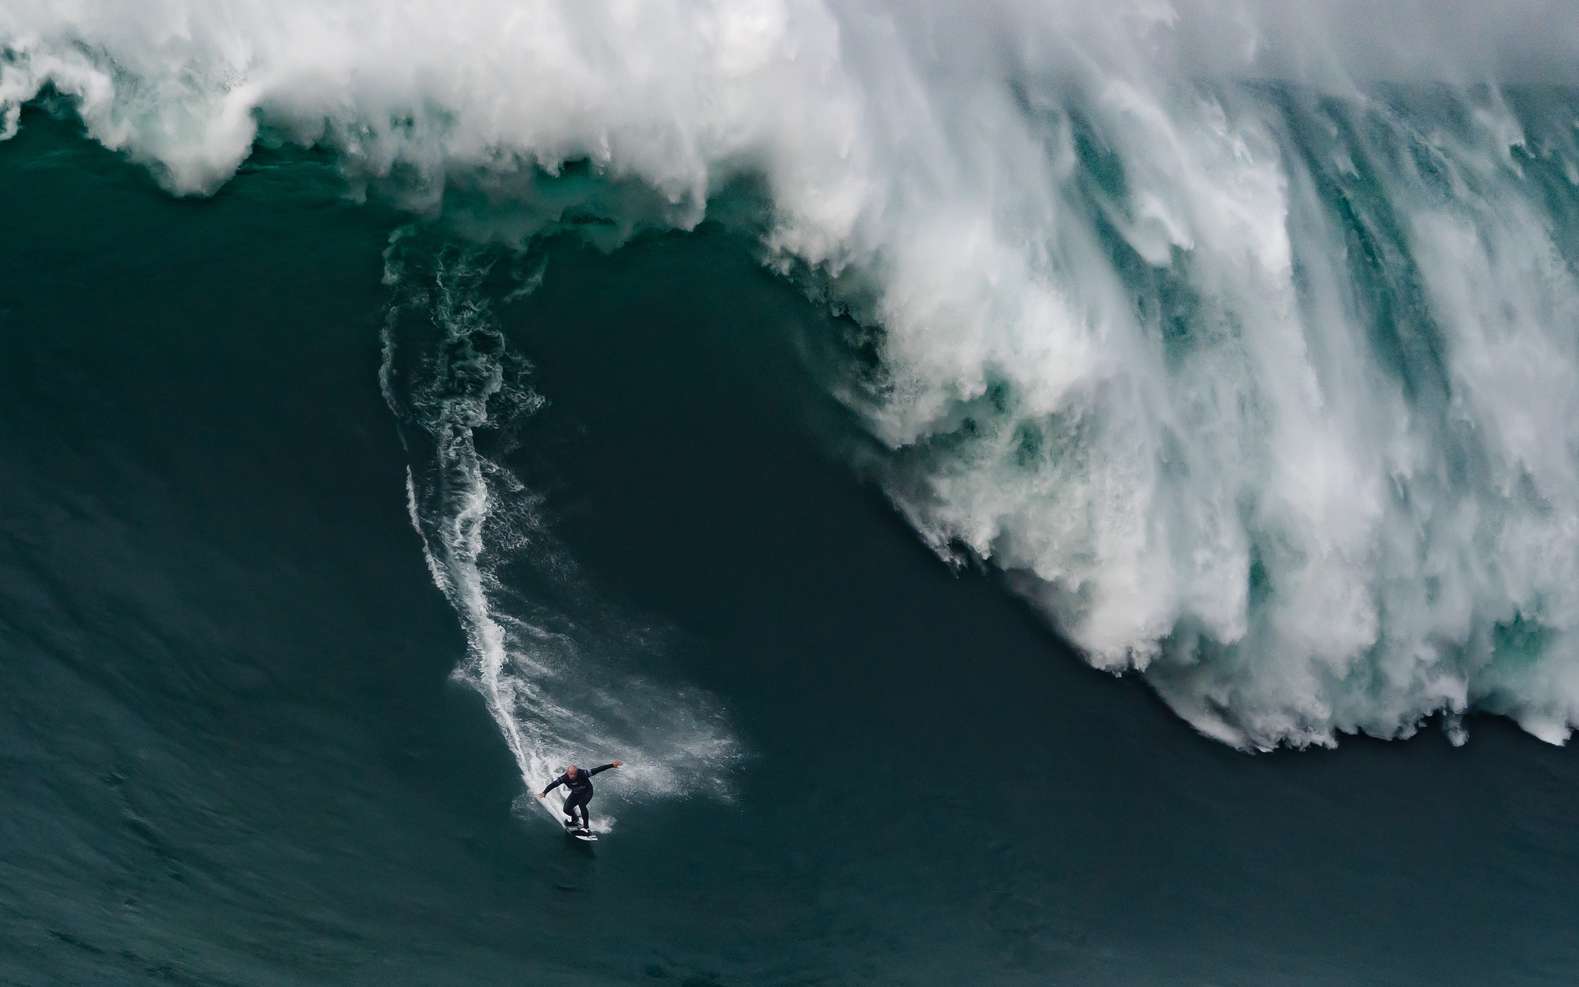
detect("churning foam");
top-left (7, 2), bottom-right (1579, 749)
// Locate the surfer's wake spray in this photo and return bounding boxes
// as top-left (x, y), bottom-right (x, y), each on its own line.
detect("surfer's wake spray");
top-left (377, 238), bottom-right (740, 826)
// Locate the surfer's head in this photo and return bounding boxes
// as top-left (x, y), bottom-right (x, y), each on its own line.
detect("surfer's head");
top-left (565, 764), bottom-right (579, 778)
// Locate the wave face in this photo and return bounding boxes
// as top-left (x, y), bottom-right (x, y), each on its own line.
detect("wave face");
top-left (7, 2), bottom-right (1579, 750)
top-left (377, 233), bottom-right (741, 822)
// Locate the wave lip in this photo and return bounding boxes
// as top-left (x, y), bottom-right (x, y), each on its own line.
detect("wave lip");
top-left (8, 3), bottom-right (1579, 749)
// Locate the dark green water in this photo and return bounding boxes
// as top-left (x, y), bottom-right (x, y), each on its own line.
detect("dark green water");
top-left (3, 112), bottom-right (1578, 987)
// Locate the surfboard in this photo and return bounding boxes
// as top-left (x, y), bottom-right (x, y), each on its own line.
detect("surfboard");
top-left (540, 788), bottom-right (598, 841)
top-left (537, 770), bottom-right (605, 842)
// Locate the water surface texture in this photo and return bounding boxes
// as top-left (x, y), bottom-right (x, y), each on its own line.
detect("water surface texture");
top-left (3, 5), bottom-right (1579, 984)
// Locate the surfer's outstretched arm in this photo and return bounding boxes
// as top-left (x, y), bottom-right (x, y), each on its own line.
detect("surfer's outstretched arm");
top-left (587, 760), bottom-right (623, 777)
top-left (538, 774), bottom-right (567, 797)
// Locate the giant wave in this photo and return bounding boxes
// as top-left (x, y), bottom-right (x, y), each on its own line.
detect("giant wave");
top-left (6, 1), bottom-right (1579, 750)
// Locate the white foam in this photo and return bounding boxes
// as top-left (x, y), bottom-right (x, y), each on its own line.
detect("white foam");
top-left (7, 3), bottom-right (1579, 748)
top-left (380, 246), bottom-right (742, 821)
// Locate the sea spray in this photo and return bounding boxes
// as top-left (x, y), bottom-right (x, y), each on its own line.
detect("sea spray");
top-left (378, 236), bottom-right (741, 819)
top-left (8, 2), bottom-right (1579, 748)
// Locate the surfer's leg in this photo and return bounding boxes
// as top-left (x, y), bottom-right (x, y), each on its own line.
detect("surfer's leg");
top-left (564, 791), bottom-right (590, 828)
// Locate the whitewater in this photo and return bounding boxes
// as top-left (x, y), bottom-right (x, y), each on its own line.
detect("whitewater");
top-left (377, 234), bottom-right (742, 823)
top-left (6, 0), bottom-right (1579, 752)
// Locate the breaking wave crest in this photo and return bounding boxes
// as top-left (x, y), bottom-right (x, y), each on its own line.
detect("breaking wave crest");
top-left (8, 1), bottom-right (1579, 749)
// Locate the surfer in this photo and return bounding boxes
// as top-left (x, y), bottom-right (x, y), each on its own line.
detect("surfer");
top-left (538, 760), bottom-right (623, 832)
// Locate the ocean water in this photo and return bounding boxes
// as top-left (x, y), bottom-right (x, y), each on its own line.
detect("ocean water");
top-left (4, 5), bottom-right (1579, 984)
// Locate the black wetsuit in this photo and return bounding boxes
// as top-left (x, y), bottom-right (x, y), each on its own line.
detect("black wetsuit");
top-left (541, 763), bottom-right (616, 829)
